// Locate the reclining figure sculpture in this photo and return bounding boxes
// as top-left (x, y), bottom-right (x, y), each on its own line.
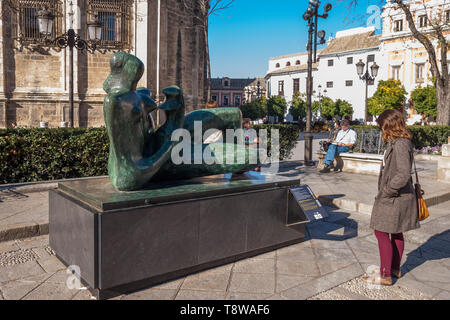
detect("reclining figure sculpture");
top-left (103, 52), bottom-right (260, 191)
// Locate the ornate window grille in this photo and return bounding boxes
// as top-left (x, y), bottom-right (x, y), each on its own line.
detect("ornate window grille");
top-left (9, 0), bottom-right (63, 47)
top-left (87, 0), bottom-right (133, 49)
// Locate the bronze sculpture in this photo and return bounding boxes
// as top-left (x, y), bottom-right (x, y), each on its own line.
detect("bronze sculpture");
top-left (103, 52), bottom-right (259, 191)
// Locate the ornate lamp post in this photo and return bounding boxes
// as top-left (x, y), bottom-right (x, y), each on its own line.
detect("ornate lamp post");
top-left (37, 6), bottom-right (103, 128)
top-left (302, 0), bottom-right (332, 165)
top-left (356, 58), bottom-right (379, 124)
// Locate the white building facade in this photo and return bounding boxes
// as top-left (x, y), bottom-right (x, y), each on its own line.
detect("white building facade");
top-left (265, 52), bottom-right (318, 107)
top-left (380, 0), bottom-right (450, 124)
top-left (316, 27), bottom-right (382, 121)
top-left (265, 0), bottom-right (450, 124)
top-left (265, 27), bottom-right (381, 122)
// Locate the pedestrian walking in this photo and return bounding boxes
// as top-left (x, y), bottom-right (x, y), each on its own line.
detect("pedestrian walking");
top-left (363, 109), bottom-right (420, 286)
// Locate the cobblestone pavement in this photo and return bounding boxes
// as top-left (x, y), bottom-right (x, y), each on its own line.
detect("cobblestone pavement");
top-left (0, 201), bottom-right (449, 300)
top-left (1, 160), bottom-right (447, 242)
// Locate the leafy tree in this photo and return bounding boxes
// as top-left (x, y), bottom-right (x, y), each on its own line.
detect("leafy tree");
top-left (317, 97), bottom-right (334, 118)
top-left (317, 97), bottom-right (350, 119)
top-left (267, 96), bottom-right (287, 121)
top-left (240, 102), bottom-right (258, 120)
top-left (240, 97), bottom-right (267, 120)
top-left (334, 99), bottom-right (354, 118)
top-left (367, 79), bottom-right (407, 116)
top-left (289, 92), bottom-right (322, 120)
top-left (258, 96), bottom-right (268, 117)
top-left (289, 92), bottom-right (307, 121)
top-left (411, 85), bottom-right (437, 118)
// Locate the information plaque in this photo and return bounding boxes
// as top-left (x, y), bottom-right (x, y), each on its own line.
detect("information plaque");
top-left (288, 184), bottom-right (328, 223)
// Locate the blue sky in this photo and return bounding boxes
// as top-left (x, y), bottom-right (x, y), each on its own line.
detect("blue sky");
top-left (208, 0), bottom-right (384, 78)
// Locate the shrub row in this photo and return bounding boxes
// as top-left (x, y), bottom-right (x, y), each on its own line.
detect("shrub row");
top-left (0, 128), bottom-right (109, 184)
top-left (253, 124), bottom-right (300, 161)
top-left (0, 124), bottom-right (300, 184)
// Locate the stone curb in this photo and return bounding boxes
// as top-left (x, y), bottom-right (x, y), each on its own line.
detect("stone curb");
top-left (0, 223), bottom-right (49, 243)
top-left (414, 154), bottom-right (442, 161)
top-left (318, 190), bottom-right (450, 216)
top-left (0, 176), bottom-right (109, 194)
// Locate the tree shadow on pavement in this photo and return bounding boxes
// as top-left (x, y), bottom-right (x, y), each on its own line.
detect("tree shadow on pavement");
top-left (401, 230), bottom-right (450, 277)
top-left (0, 189), bottom-right (29, 202)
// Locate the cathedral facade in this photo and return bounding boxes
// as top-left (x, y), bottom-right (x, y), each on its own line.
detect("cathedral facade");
top-left (0, 0), bottom-right (208, 128)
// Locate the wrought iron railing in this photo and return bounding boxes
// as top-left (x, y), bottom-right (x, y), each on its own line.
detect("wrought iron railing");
top-left (319, 128), bottom-right (386, 155)
top-left (352, 128), bottom-right (386, 154)
top-left (10, 0), bottom-right (63, 47)
top-left (7, 0), bottom-right (132, 51)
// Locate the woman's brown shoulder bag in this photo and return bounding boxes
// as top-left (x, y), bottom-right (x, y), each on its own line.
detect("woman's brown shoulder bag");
top-left (413, 158), bottom-right (430, 221)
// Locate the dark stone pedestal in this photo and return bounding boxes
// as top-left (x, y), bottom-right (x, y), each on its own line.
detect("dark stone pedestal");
top-left (49, 172), bottom-right (306, 299)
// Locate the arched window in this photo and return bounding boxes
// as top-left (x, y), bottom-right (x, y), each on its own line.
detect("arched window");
top-left (286, 62), bottom-right (291, 67)
top-left (276, 63), bottom-right (280, 68)
top-left (296, 60), bottom-right (301, 65)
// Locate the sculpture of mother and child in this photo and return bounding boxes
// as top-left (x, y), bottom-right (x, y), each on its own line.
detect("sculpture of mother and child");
top-left (103, 52), bottom-right (261, 191)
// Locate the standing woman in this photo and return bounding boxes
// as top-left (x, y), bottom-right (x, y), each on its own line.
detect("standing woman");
top-left (363, 109), bottom-right (420, 286)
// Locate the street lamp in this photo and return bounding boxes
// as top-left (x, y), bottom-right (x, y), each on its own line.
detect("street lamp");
top-left (37, 5), bottom-right (103, 128)
top-left (356, 58), bottom-right (379, 124)
top-left (37, 7), bottom-right (54, 36)
top-left (257, 80), bottom-right (261, 99)
top-left (303, 0), bottom-right (332, 166)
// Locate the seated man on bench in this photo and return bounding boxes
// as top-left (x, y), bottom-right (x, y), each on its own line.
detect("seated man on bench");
top-left (320, 119), bottom-right (357, 173)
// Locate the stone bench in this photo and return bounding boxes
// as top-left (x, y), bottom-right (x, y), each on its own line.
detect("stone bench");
top-left (317, 151), bottom-right (383, 175)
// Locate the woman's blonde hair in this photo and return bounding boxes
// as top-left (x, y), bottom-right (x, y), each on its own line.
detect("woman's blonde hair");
top-left (376, 109), bottom-right (412, 142)
top-left (205, 101), bottom-right (218, 109)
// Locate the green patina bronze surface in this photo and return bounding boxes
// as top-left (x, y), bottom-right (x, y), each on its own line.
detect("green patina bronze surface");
top-left (58, 174), bottom-right (299, 211)
top-left (103, 52), bottom-right (259, 191)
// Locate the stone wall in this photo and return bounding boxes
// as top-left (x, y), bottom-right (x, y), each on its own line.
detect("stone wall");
top-left (147, 0), bottom-right (207, 113)
top-left (0, 0), bottom-right (207, 128)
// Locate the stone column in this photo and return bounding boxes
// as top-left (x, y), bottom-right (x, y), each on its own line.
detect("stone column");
top-left (437, 137), bottom-right (450, 182)
top-left (134, 0), bottom-right (148, 88)
top-left (0, 101), bottom-right (6, 128)
top-left (0, 0), bottom-right (7, 128)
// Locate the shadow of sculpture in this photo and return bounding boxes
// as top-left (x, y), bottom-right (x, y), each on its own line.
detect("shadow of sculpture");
top-left (304, 205), bottom-right (360, 242)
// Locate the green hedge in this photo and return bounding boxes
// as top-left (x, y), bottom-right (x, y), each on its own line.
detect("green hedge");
top-left (351, 125), bottom-right (450, 149)
top-left (253, 124), bottom-right (300, 161)
top-left (0, 124), bottom-right (300, 184)
top-left (0, 128), bottom-right (109, 184)
top-left (408, 126), bottom-right (450, 149)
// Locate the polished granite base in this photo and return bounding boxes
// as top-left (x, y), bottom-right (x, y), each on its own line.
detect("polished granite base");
top-left (49, 172), bottom-right (306, 299)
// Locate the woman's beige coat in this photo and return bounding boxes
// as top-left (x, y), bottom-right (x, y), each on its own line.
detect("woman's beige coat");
top-left (370, 138), bottom-right (420, 234)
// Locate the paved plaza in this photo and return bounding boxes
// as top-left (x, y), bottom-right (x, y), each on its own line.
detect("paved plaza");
top-left (0, 161), bottom-right (449, 300)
